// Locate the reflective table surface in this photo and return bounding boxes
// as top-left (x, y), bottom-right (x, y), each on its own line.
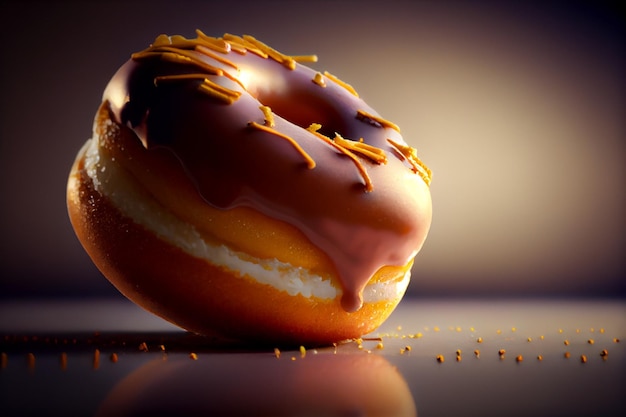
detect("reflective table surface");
top-left (1, 298), bottom-right (624, 416)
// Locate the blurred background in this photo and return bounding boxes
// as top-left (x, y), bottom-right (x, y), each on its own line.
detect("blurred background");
top-left (1, 0), bottom-right (624, 300)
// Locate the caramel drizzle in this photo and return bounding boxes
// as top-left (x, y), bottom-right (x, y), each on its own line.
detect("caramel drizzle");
top-left (356, 110), bottom-right (401, 132)
top-left (323, 71), bottom-right (359, 97)
top-left (249, 121), bottom-right (316, 169)
top-left (387, 138), bottom-right (433, 186)
top-left (306, 123), bottom-right (380, 192)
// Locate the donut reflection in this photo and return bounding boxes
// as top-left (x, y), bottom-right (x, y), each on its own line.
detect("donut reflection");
top-left (97, 350), bottom-right (416, 416)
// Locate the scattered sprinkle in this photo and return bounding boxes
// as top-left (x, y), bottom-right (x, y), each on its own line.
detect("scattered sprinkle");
top-left (564, 352), bottom-right (571, 359)
top-left (110, 353), bottom-right (119, 363)
top-left (564, 340), bottom-right (570, 346)
top-left (580, 354), bottom-right (587, 363)
top-left (60, 352), bottom-right (67, 370)
top-left (93, 349), bottom-right (100, 370)
top-left (587, 339), bottom-right (595, 345)
top-left (26, 352), bottom-right (35, 370)
top-left (300, 346), bottom-right (307, 358)
top-left (516, 355), bottom-right (523, 363)
top-left (436, 354), bottom-right (445, 363)
top-left (537, 355), bottom-right (543, 361)
top-left (138, 342), bottom-right (148, 352)
top-left (274, 348), bottom-right (281, 359)
top-left (189, 352), bottom-right (198, 360)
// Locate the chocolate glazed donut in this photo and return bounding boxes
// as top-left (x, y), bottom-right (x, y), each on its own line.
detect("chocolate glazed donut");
top-left (68, 32), bottom-right (432, 344)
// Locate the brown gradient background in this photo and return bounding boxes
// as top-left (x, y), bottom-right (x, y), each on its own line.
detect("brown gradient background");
top-left (0, 0), bottom-right (624, 299)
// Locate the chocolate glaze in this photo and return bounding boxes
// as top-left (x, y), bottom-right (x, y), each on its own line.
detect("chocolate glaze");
top-left (102, 34), bottom-right (432, 312)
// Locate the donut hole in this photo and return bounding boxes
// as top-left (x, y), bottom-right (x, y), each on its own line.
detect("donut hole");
top-left (256, 87), bottom-right (350, 140)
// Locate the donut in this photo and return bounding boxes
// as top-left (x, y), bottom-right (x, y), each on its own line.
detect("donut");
top-left (67, 31), bottom-right (432, 344)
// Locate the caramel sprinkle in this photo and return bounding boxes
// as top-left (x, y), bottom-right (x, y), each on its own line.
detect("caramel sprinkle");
top-left (356, 109), bottom-right (401, 132)
top-left (291, 55), bottom-right (319, 63)
top-left (333, 133), bottom-right (388, 164)
top-left (306, 123), bottom-right (374, 191)
top-left (195, 29), bottom-right (231, 53)
top-left (195, 44), bottom-right (239, 69)
top-left (154, 74), bottom-right (242, 104)
top-left (222, 33), bottom-right (268, 58)
top-left (312, 72), bottom-right (326, 87)
top-left (387, 138), bottom-right (432, 186)
top-left (249, 122), bottom-right (315, 169)
top-left (198, 78), bottom-right (242, 104)
top-left (323, 71), bottom-right (359, 97)
top-left (242, 34), bottom-right (297, 70)
top-left (134, 48), bottom-right (224, 76)
top-left (259, 105), bottom-right (275, 127)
